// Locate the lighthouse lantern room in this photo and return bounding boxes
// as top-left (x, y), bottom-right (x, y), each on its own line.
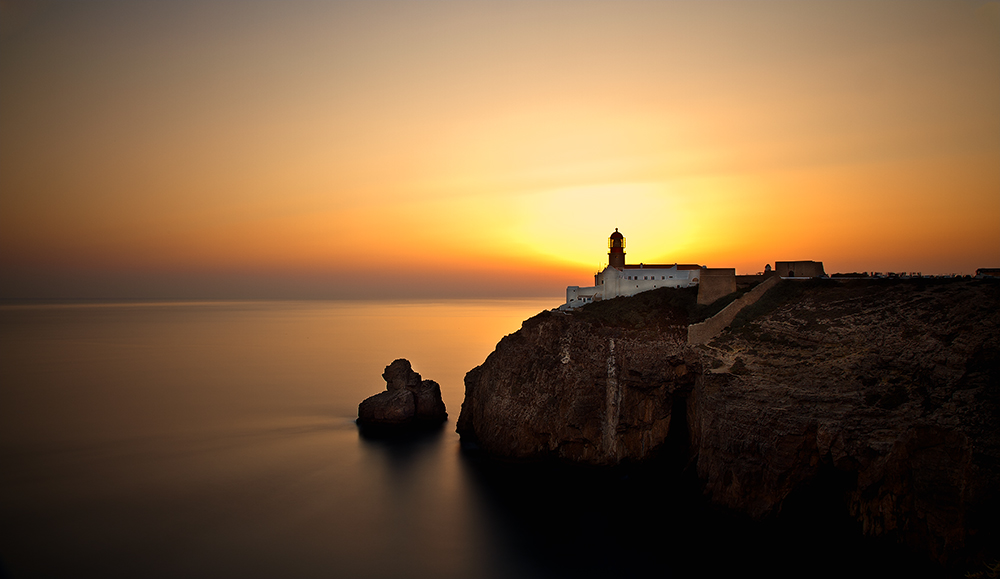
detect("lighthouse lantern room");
top-left (608, 228), bottom-right (626, 269)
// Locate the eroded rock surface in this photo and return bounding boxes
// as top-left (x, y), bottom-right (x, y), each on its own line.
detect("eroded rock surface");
top-left (458, 288), bottom-right (699, 465)
top-left (358, 359), bottom-right (447, 431)
top-left (457, 279), bottom-right (999, 566)
top-left (697, 279), bottom-right (999, 565)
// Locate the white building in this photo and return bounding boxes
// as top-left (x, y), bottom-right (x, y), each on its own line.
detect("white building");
top-left (562, 229), bottom-right (703, 309)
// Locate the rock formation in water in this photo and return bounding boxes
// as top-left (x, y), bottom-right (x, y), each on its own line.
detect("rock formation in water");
top-left (358, 359), bottom-right (447, 431)
top-left (457, 279), bottom-right (999, 567)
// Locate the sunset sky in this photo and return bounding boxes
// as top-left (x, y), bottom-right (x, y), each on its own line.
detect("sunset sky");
top-left (2, 1), bottom-right (998, 299)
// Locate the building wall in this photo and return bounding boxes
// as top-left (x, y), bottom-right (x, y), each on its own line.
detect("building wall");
top-left (774, 260), bottom-right (825, 278)
top-left (564, 263), bottom-right (704, 309)
top-left (565, 285), bottom-right (601, 308)
top-left (598, 265), bottom-right (698, 301)
top-left (697, 268), bottom-right (737, 305)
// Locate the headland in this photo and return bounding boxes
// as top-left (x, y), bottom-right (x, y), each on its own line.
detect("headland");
top-left (457, 275), bottom-right (999, 572)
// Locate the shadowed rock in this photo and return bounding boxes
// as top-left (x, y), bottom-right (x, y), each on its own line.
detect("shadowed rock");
top-left (358, 359), bottom-right (447, 433)
top-left (383, 358), bottom-right (422, 391)
top-left (457, 280), bottom-right (1000, 570)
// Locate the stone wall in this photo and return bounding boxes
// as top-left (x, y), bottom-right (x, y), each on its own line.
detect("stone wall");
top-left (688, 276), bottom-right (781, 345)
top-left (774, 260), bottom-right (825, 278)
top-left (697, 268), bottom-right (737, 305)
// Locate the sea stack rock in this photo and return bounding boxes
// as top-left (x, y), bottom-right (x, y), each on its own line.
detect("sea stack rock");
top-left (357, 359), bottom-right (447, 432)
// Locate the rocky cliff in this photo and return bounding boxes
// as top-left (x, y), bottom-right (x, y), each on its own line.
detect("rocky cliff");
top-left (457, 279), bottom-right (999, 567)
top-left (457, 287), bottom-right (701, 464)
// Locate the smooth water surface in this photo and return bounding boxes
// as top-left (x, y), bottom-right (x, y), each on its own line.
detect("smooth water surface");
top-left (0, 299), bottom-right (559, 578)
top-left (0, 299), bottom-right (930, 578)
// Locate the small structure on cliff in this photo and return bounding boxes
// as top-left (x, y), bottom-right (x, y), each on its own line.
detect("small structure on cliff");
top-left (770, 260), bottom-right (826, 278)
top-left (357, 359), bottom-right (447, 433)
top-left (562, 229), bottom-right (737, 309)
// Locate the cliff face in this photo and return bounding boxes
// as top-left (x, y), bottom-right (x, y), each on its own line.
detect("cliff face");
top-left (457, 288), bottom-right (702, 465)
top-left (457, 279), bottom-right (999, 565)
top-left (696, 279), bottom-right (999, 564)
top-left (457, 309), bottom-right (698, 464)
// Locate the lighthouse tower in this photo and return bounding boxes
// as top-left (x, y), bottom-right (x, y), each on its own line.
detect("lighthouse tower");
top-left (608, 228), bottom-right (625, 269)
top-left (562, 228), bottom-right (706, 310)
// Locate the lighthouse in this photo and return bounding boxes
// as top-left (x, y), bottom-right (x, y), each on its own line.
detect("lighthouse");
top-left (608, 228), bottom-right (625, 269)
top-left (562, 229), bottom-right (705, 309)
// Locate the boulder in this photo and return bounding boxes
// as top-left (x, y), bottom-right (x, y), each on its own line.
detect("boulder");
top-left (382, 358), bottom-right (422, 391)
top-left (358, 389), bottom-right (415, 425)
top-left (358, 359), bottom-right (447, 432)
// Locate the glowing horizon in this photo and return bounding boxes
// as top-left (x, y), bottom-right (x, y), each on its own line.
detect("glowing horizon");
top-left (2, 1), bottom-right (998, 299)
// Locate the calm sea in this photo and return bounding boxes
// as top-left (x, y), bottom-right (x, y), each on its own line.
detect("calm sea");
top-left (0, 299), bottom-right (928, 578)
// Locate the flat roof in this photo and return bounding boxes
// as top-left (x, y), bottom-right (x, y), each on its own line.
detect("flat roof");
top-left (621, 264), bottom-right (703, 270)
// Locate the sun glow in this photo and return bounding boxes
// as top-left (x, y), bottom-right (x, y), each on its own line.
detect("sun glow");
top-left (1, 1), bottom-right (997, 298)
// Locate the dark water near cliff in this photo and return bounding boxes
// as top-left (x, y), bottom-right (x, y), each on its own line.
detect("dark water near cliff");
top-left (0, 300), bottom-right (932, 578)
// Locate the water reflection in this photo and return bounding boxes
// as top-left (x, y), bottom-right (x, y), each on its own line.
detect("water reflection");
top-left (0, 300), bottom-right (934, 579)
top-left (358, 423), bottom-right (445, 464)
top-left (353, 425), bottom-right (496, 579)
top-left (456, 446), bottom-right (937, 578)
top-left (457, 451), bottom-right (687, 578)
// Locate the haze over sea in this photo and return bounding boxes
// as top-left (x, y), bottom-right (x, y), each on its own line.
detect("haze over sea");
top-left (0, 298), bottom-right (935, 578)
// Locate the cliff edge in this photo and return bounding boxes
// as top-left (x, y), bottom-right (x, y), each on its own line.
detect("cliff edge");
top-left (457, 286), bottom-right (700, 465)
top-left (457, 279), bottom-right (999, 567)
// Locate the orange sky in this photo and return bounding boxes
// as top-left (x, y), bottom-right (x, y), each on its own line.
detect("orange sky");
top-left (1, 1), bottom-right (998, 299)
